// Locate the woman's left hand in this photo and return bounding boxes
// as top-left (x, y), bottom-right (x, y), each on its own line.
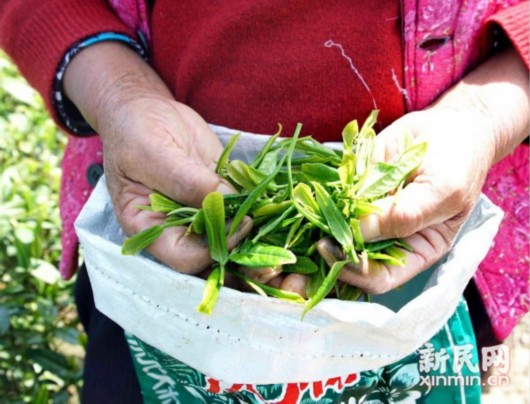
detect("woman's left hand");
top-left (318, 46), bottom-right (529, 294)
top-left (319, 106), bottom-right (496, 294)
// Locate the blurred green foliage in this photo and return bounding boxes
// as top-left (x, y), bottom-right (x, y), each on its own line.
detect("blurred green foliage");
top-left (0, 51), bottom-right (84, 402)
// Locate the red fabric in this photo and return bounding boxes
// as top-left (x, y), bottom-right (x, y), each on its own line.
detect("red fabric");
top-left (487, 2), bottom-right (530, 68)
top-left (0, 0), bottom-right (137, 129)
top-left (151, 0), bottom-right (405, 141)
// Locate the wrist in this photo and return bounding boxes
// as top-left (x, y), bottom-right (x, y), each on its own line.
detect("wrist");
top-left (433, 47), bottom-right (529, 165)
top-left (431, 87), bottom-right (498, 170)
top-left (63, 41), bottom-right (173, 135)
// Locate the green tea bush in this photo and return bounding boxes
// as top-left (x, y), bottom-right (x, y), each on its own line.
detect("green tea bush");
top-left (0, 52), bottom-right (84, 403)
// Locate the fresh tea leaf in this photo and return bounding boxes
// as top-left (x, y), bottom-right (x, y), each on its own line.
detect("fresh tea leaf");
top-left (312, 182), bottom-right (354, 258)
top-left (384, 245), bottom-right (408, 265)
top-left (283, 256), bottom-right (318, 274)
top-left (286, 123), bottom-right (303, 194)
top-left (216, 133), bottom-right (240, 173)
top-left (337, 283), bottom-right (362, 301)
top-left (202, 192), bottom-right (228, 265)
top-left (303, 260), bottom-right (350, 318)
top-left (122, 225), bottom-right (164, 255)
top-left (230, 242), bottom-right (296, 267)
top-left (197, 266), bottom-right (223, 315)
top-left (257, 147), bottom-right (283, 175)
top-left (227, 160), bottom-right (258, 191)
top-left (395, 239), bottom-right (414, 252)
top-left (359, 109), bottom-right (379, 138)
top-left (235, 273), bottom-right (306, 304)
top-left (338, 119), bottom-right (359, 186)
top-left (251, 124), bottom-right (282, 169)
top-left (355, 116), bottom-right (376, 178)
top-left (191, 209), bottom-right (205, 234)
top-left (357, 142), bottom-right (427, 198)
top-left (229, 123), bottom-right (301, 236)
top-left (301, 163), bottom-right (340, 183)
top-left (228, 168), bottom-right (279, 237)
top-left (342, 119), bottom-right (359, 152)
top-left (252, 200), bottom-right (292, 217)
top-left (284, 216), bottom-right (304, 248)
top-left (350, 218), bottom-right (365, 251)
top-left (365, 239), bottom-right (397, 252)
top-left (305, 260), bottom-right (326, 298)
top-left (251, 205), bottom-right (296, 243)
top-left (294, 138), bottom-right (341, 164)
top-left (150, 193), bottom-right (183, 213)
top-left (292, 183), bottom-right (328, 232)
top-left (348, 199), bottom-right (382, 216)
top-left (366, 251), bottom-right (406, 267)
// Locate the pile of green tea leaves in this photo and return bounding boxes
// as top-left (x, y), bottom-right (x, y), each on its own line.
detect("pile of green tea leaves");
top-left (122, 111), bottom-right (427, 317)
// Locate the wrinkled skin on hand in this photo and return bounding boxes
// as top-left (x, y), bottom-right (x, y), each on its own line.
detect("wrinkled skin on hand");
top-left (100, 96), bottom-right (252, 273)
top-left (316, 44), bottom-right (529, 296)
top-left (318, 107), bottom-right (497, 294)
top-left (65, 44), bottom-right (527, 295)
top-left (64, 43), bottom-right (251, 274)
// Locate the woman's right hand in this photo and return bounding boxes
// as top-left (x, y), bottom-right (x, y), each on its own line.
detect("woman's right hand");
top-left (64, 42), bottom-right (251, 273)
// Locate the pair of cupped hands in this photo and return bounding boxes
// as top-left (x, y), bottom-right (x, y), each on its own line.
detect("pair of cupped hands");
top-left (65, 43), bottom-right (528, 297)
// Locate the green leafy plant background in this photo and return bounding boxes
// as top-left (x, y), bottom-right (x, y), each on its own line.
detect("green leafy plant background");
top-left (0, 51), bottom-right (84, 403)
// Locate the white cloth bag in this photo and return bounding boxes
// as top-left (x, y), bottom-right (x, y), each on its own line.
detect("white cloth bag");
top-left (75, 125), bottom-right (503, 385)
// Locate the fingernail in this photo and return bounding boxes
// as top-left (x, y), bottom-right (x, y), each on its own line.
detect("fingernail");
top-left (316, 238), bottom-right (347, 266)
top-left (280, 273), bottom-right (308, 299)
top-left (267, 274), bottom-right (284, 288)
top-left (317, 238), bottom-right (365, 274)
top-left (239, 265), bottom-right (282, 284)
top-left (226, 216), bottom-right (254, 250)
top-left (187, 231), bottom-right (209, 248)
top-left (343, 254), bottom-right (368, 275)
top-left (216, 180), bottom-right (237, 195)
top-left (226, 216), bottom-right (253, 237)
top-left (359, 214), bottom-right (381, 241)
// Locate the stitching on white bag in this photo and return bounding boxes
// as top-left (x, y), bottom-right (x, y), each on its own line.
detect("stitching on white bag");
top-left (95, 268), bottom-right (243, 342)
top-left (90, 263), bottom-right (397, 360)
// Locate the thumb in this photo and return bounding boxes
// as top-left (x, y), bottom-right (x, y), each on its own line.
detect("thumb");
top-left (163, 160), bottom-right (236, 208)
top-left (133, 133), bottom-right (236, 207)
top-left (359, 180), bottom-right (460, 241)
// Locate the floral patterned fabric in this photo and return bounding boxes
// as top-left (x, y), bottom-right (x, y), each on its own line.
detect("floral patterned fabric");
top-left (477, 144), bottom-right (529, 340)
top-left (108, 0), bottom-right (151, 43)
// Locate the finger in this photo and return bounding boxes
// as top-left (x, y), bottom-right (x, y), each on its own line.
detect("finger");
top-left (116, 184), bottom-right (253, 273)
top-left (118, 108), bottom-right (236, 208)
top-left (148, 226), bottom-right (211, 274)
top-left (280, 273), bottom-right (308, 298)
top-left (359, 179), bottom-right (465, 242)
top-left (317, 219), bottom-right (458, 294)
top-left (147, 216), bottom-right (253, 274)
top-left (132, 139), bottom-right (235, 208)
top-left (238, 265), bottom-right (283, 284)
top-left (267, 274), bottom-right (285, 289)
top-left (198, 267), bottom-right (248, 291)
top-left (151, 153), bottom-right (235, 208)
top-left (109, 182), bottom-right (213, 273)
top-left (369, 116), bottom-right (416, 164)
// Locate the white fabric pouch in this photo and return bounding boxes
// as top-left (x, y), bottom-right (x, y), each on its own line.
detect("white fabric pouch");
top-left (75, 125), bottom-right (503, 384)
